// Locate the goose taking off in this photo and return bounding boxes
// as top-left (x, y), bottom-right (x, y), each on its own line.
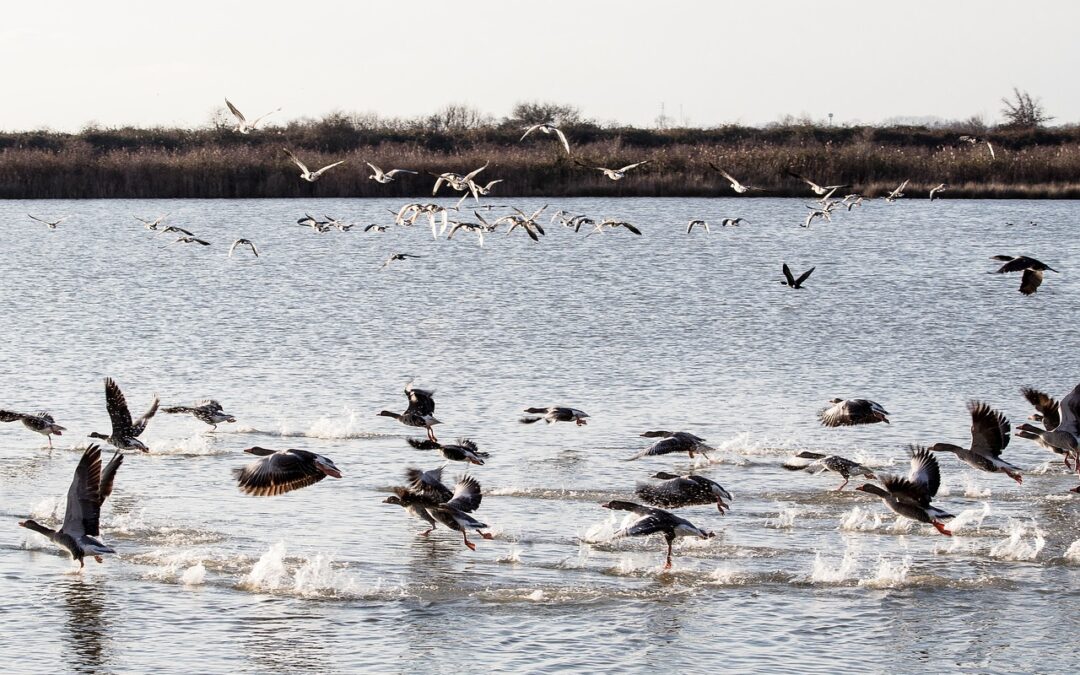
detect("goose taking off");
top-left (379, 384), bottom-right (441, 441)
top-left (0, 409), bottom-right (66, 448)
top-left (781, 263), bottom-right (815, 289)
top-left (627, 430), bottom-right (712, 461)
top-left (520, 122), bottom-right (571, 154)
top-left (366, 162), bottom-right (418, 183)
top-left (990, 255), bottom-right (1058, 295)
top-left (575, 159), bottom-right (649, 181)
top-left (519, 406), bottom-right (589, 425)
top-left (598, 501), bottom-right (714, 570)
top-left (161, 399), bottom-right (236, 431)
top-left (782, 451), bottom-right (875, 490)
top-left (709, 164), bottom-right (761, 193)
top-left (18, 444), bottom-right (122, 568)
top-left (883, 179), bottom-right (910, 203)
top-left (786, 171), bottom-right (851, 196)
top-left (1017, 386), bottom-right (1075, 469)
top-left (380, 253), bottom-right (421, 270)
top-left (930, 401), bottom-right (1022, 484)
top-left (232, 447), bottom-right (341, 496)
top-left (929, 183), bottom-right (947, 201)
top-left (282, 148), bottom-right (345, 182)
top-left (1015, 382), bottom-right (1080, 473)
top-left (384, 473), bottom-right (492, 550)
top-left (818, 398), bottom-right (890, 427)
top-left (855, 446), bottom-right (954, 536)
top-left (225, 98), bottom-right (280, 134)
top-left (88, 377), bottom-right (157, 453)
top-left (228, 239), bottom-right (260, 258)
top-left (635, 472), bottom-right (733, 513)
top-left (28, 214), bottom-right (69, 229)
top-left (406, 437), bottom-right (489, 465)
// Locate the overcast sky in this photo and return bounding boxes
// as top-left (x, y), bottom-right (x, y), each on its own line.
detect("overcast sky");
top-left (2, 0), bottom-right (1075, 131)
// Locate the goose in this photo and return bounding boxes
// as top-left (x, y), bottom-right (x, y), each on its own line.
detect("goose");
top-left (930, 401), bottom-right (1022, 484)
top-left (1015, 382), bottom-right (1080, 472)
top-left (382, 466), bottom-right (454, 535)
top-left (232, 447), bottom-right (341, 496)
top-left (598, 501), bottom-right (714, 569)
top-left (781, 263), bottom-right (815, 289)
top-left (225, 98), bottom-right (279, 134)
top-left (364, 224), bottom-right (388, 233)
top-left (520, 122), bottom-right (571, 154)
top-left (519, 406), bottom-right (589, 426)
top-left (576, 160), bottom-right (649, 181)
top-left (379, 252), bottom-right (421, 270)
top-left (720, 217), bottom-right (748, 227)
top-left (883, 179), bottom-right (910, 203)
top-left (782, 451), bottom-right (876, 490)
top-left (0, 409), bottom-right (66, 448)
top-left (468, 179), bottom-right (503, 197)
top-left (406, 437), bottom-right (489, 465)
top-left (841, 193), bottom-right (867, 210)
top-left (133, 214), bottom-right (169, 230)
top-left (88, 377), bottom-right (157, 453)
top-left (959, 135), bottom-right (995, 159)
top-left (322, 215), bottom-right (355, 231)
top-left (635, 472), bottom-right (733, 512)
top-left (420, 204), bottom-right (456, 238)
top-left (626, 430), bottom-right (712, 461)
top-left (228, 239), bottom-right (259, 258)
top-left (392, 203), bottom-right (425, 226)
top-left (161, 399), bottom-right (236, 431)
top-left (432, 163), bottom-right (488, 198)
top-left (447, 221), bottom-right (486, 248)
top-left (18, 444), bottom-right (122, 568)
top-left (27, 214), bottom-right (69, 229)
top-left (1018, 386), bottom-right (1073, 469)
top-left (586, 219), bottom-right (642, 236)
top-left (855, 446), bottom-right (954, 536)
top-left (929, 183), bottom-right (947, 201)
top-left (802, 210), bottom-right (829, 228)
top-left (378, 384), bottom-right (441, 441)
top-left (990, 255), bottom-right (1058, 295)
top-left (282, 148), bottom-right (345, 182)
top-left (818, 398), bottom-right (890, 427)
top-left (156, 225), bottom-right (194, 237)
top-left (786, 171), bottom-right (851, 195)
top-left (169, 236), bottom-right (210, 247)
top-left (502, 206), bottom-right (548, 242)
top-left (429, 475), bottom-right (493, 550)
top-left (687, 219), bottom-right (710, 234)
top-left (366, 162), bottom-right (417, 184)
top-left (708, 164), bottom-right (761, 193)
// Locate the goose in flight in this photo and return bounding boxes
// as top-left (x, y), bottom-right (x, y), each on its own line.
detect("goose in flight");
top-left (156, 225), bottom-right (195, 237)
top-left (990, 255), bottom-right (1058, 295)
top-left (959, 135), bottom-right (995, 159)
top-left (883, 179), bottom-right (910, 203)
top-left (468, 179), bottom-right (503, 197)
top-left (819, 398), bottom-right (890, 427)
top-left (721, 217), bottom-right (748, 227)
top-left (447, 221), bottom-right (486, 248)
top-left (88, 377), bottom-right (157, 453)
top-left (170, 236), bottom-right (210, 247)
top-left (687, 219), bottom-right (709, 234)
top-left (364, 224), bottom-right (388, 233)
top-left (802, 209), bottom-right (829, 228)
top-left (406, 437), bottom-right (489, 465)
top-left (782, 451), bottom-right (876, 491)
top-left (232, 447), bottom-right (341, 496)
top-left (225, 98), bottom-right (279, 134)
top-left (282, 148), bottom-right (345, 182)
top-left (576, 159), bottom-right (649, 181)
top-left (635, 472), bottom-right (733, 513)
top-left (520, 406), bottom-right (589, 425)
top-left (366, 162), bottom-right (418, 184)
top-left (586, 219), bottom-right (642, 236)
top-left (384, 471), bottom-right (493, 549)
top-left (27, 214), bottom-right (69, 229)
top-left (378, 384), bottom-right (441, 441)
top-left (162, 399), bottom-right (236, 431)
top-left (598, 501), bottom-right (714, 570)
top-left (626, 430), bottom-right (712, 461)
top-left (432, 163), bottom-right (488, 198)
top-left (380, 252), bottom-right (421, 270)
top-left (1017, 386), bottom-right (1076, 469)
top-left (929, 183), bottom-right (947, 201)
top-left (520, 122), bottom-right (571, 154)
top-left (228, 239), bottom-right (260, 258)
top-left (786, 170), bottom-right (851, 196)
top-left (0, 409), bottom-right (66, 448)
top-left (781, 263), bottom-right (815, 289)
top-left (18, 444), bottom-right (123, 568)
top-left (855, 447), bottom-right (954, 536)
top-left (501, 206), bottom-right (548, 242)
top-left (1015, 383), bottom-right (1080, 472)
top-left (133, 214), bottom-right (169, 230)
top-left (930, 401), bottom-right (1022, 484)
top-left (709, 164), bottom-right (761, 193)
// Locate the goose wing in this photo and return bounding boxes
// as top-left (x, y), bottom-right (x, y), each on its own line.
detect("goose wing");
top-left (385, 169), bottom-right (417, 177)
top-left (968, 401), bottom-right (1009, 458)
top-left (614, 515), bottom-right (667, 539)
top-left (906, 446), bottom-right (941, 499)
top-left (463, 163), bottom-right (489, 182)
top-left (130, 395), bottom-right (159, 436)
top-left (794, 266), bottom-right (815, 286)
top-left (782, 264), bottom-right (795, 286)
top-left (618, 161), bottom-right (647, 173)
top-left (1054, 383), bottom-right (1080, 436)
top-left (99, 449), bottom-right (124, 505)
top-left (405, 467), bottom-right (453, 502)
top-left (312, 160), bottom-right (345, 178)
top-left (786, 170), bottom-right (821, 191)
top-left (635, 477), bottom-right (711, 507)
top-left (232, 449), bottom-right (327, 496)
top-left (553, 127), bottom-right (571, 153)
top-left (444, 475), bottom-right (482, 512)
top-left (225, 98), bottom-right (246, 124)
top-left (63, 445), bottom-right (103, 537)
top-left (249, 108), bottom-right (280, 128)
top-left (1021, 387), bottom-right (1060, 430)
top-left (104, 378), bottom-right (134, 438)
top-left (405, 385), bottom-right (436, 416)
top-left (1019, 269), bottom-right (1043, 295)
top-left (520, 124), bottom-right (542, 141)
top-left (993, 256), bottom-right (1034, 274)
top-left (282, 148), bottom-right (310, 174)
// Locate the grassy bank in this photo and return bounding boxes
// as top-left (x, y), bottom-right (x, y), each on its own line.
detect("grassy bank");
top-left (2, 119), bottom-right (1080, 199)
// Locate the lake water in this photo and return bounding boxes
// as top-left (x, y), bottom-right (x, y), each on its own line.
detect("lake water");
top-left (0, 197), bottom-right (1077, 674)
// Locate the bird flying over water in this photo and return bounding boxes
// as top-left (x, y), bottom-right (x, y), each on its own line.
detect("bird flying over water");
top-left (225, 98), bottom-right (280, 134)
top-left (929, 183), bottom-right (947, 201)
top-left (855, 447), bottom-right (954, 536)
top-left (406, 437), bottom-right (489, 465)
top-left (635, 472), bottom-right (733, 513)
top-left (929, 401), bottom-right (1022, 484)
top-left (232, 447), bottom-right (341, 496)
top-left (162, 399), bottom-right (236, 431)
top-left (380, 252), bottom-right (421, 270)
top-left (134, 214), bottom-right (169, 230)
top-left (781, 263), bottom-right (815, 289)
top-left (27, 214), bottom-right (69, 229)
top-left (0, 409), bottom-right (66, 448)
top-left (819, 398), bottom-right (890, 427)
top-left (687, 219), bottom-right (709, 234)
top-left (576, 159), bottom-right (649, 181)
top-left (378, 384), bottom-right (441, 441)
top-left (520, 122), bottom-right (571, 154)
top-left (782, 452), bottom-right (875, 491)
top-left (626, 430), bottom-right (712, 461)
top-left (520, 407), bottom-right (589, 425)
top-left (170, 236), bottom-right (210, 247)
top-left (88, 377), bottom-right (157, 453)
top-left (990, 255), bottom-right (1057, 295)
top-left (598, 501), bottom-right (714, 570)
top-left (959, 135), bottom-right (995, 159)
top-left (883, 179), bottom-right (909, 203)
top-left (709, 164), bottom-right (761, 193)
top-left (283, 148), bottom-right (345, 182)
top-left (786, 171), bottom-right (851, 196)
top-left (366, 163), bottom-right (418, 184)
top-left (229, 239), bottom-right (259, 257)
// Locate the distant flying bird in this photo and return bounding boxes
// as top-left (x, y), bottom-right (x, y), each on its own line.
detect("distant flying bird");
top-left (720, 217), bottom-right (748, 227)
top-left (520, 122), bottom-right (571, 154)
top-left (520, 406), bottom-right (589, 425)
top-left (819, 398), bottom-right (890, 427)
top-left (447, 221), bottom-right (486, 248)
top-left (468, 179), bottom-right (504, 197)
top-left (781, 263), bottom-right (815, 289)
top-left (432, 164), bottom-right (488, 198)
top-left (27, 214), bottom-right (69, 229)
top-left (364, 224), bottom-right (388, 233)
top-left (929, 183), bottom-right (947, 201)
top-left (170, 236), bottom-right (210, 247)
top-left (586, 219), bottom-right (642, 236)
top-left (380, 253), bottom-right (421, 270)
top-left (157, 225), bottom-right (194, 237)
top-left (576, 159), bottom-right (649, 181)
top-left (883, 179), bottom-right (910, 203)
top-left (802, 210), bottom-right (829, 228)
top-left (162, 399), bottom-right (236, 431)
top-left (687, 219), bottom-right (709, 234)
top-left (134, 214), bottom-right (169, 230)
top-left (959, 135), bottom-right (995, 159)
top-left (990, 255), bottom-right (1058, 295)
top-left (283, 148), bottom-right (345, 182)
top-left (786, 170), bottom-right (851, 196)
top-left (366, 162), bottom-right (418, 184)
top-left (225, 98), bottom-right (280, 134)
top-left (406, 437), bottom-right (490, 465)
top-left (626, 430), bottom-right (712, 461)
top-left (0, 409), bottom-right (66, 448)
top-left (232, 447), bottom-right (342, 496)
top-left (228, 238), bottom-right (259, 258)
top-left (709, 164), bottom-right (761, 193)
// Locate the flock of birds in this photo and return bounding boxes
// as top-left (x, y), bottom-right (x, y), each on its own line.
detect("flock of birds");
top-left (9, 98), bottom-right (1075, 571)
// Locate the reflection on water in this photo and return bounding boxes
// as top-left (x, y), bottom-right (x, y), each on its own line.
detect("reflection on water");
top-left (59, 577), bottom-right (111, 674)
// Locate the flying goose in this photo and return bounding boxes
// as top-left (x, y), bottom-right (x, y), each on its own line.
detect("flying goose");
top-left (883, 179), bottom-right (910, 203)
top-left (468, 179), bottom-right (503, 197)
top-left (380, 252), bottom-right (421, 270)
top-left (0, 409), bottom-right (66, 448)
top-left (708, 164), bottom-right (761, 193)
top-left (169, 236), bottom-right (210, 247)
top-left (635, 472), bottom-right (733, 512)
top-left (18, 444), bottom-right (122, 568)
top-left (133, 214), bottom-right (169, 230)
top-left (88, 377), bottom-right (157, 453)
top-left (520, 122), bottom-right (571, 154)
top-left (447, 221), bottom-right (486, 248)
top-left (228, 239), bottom-right (259, 258)
top-left (818, 398), bottom-right (890, 427)
top-left (720, 217), bottom-right (748, 227)
top-left (366, 162), bottom-right (418, 183)
top-left (990, 255), bottom-right (1058, 295)
top-left (855, 447), bottom-right (954, 536)
top-left (786, 171), bottom-right (852, 195)
top-left (929, 401), bottom-right (1022, 484)
top-left (929, 183), bottom-right (947, 201)
top-left (576, 159), bottom-right (649, 181)
top-left (161, 399), bottom-right (236, 431)
top-left (687, 219), bottom-right (709, 234)
top-left (782, 451), bottom-right (876, 490)
top-left (429, 475), bottom-right (493, 550)
top-left (432, 163), bottom-right (488, 198)
top-left (502, 206), bottom-right (548, 242)
top-left (378, 384), bottom-right (441, 441)
top-left (586, 219), bottom-right (642, 236)
top-left (802, 210), bottom-right (829, 228)
top-left (1017, 386), bottom-right (1073, 469)
top-left (282, 148), bottom-right (345, 182)
top-left (156, 225), bottom-right (195, 237)
top-left (959, 135), bottom-right (995, 159)
top-left (520, 406), bottom-right (589, 425)
top-left (406, 437), bottom-right (489, 465)
top-left (1014, 382), bottom-right (1080, 472)
top-left (364, 224), bottom-right (388, 233)
top-left (382, 466), bottom-right (454, 536)
top-left (232, 447), bottom-right (341, 496)
top-left (225, 98), bottom-right (279, 134)
top-left (27, 214), bottom-right (69, 229)
top-left (626, 430), bottom-right (712, 461)
top-left (781, 263), bottom-right (815, 289)
top-left (598, 501), bottom-right (714, 569)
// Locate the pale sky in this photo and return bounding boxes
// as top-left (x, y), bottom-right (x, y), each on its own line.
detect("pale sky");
top-left (2, 0), bottom-right (1076, 131)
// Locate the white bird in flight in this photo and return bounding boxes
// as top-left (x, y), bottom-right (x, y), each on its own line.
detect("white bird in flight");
top-left (883, 179), bottom-right (910, 203)
top-left (366, 163), bottom-right (418, 184)
top-left (228, 238), bottom-right (260, 258)
top-left (576, 160), bottom-right (649, 181)
top-left (27, 214), bottom-right (69, 229)
top-left (709, 164), bottom-right (761, 193)
top-left (225, 98), bottom-right (280, 134)
top-left (133, 214), bottom-right (169, 230)
top-left (687, 219), bottom-right (710, 234)
top-left (929, 183), bottom-right (947, 201)
top-left (786, 171), bottom-right (851, 196)
top-left (520, 122), bottom-right (571, 154)
top-left (282, 148), bottom-right (345, 182)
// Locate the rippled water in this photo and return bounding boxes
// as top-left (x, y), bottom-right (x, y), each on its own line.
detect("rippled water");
top-left (1, 197), bottom-right (1078, 673)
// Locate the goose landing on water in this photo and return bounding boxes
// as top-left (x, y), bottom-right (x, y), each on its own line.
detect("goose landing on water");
top-left (598, 501), bottom-right (714, 570)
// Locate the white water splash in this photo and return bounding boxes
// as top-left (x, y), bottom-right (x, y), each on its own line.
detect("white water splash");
top-left (838, 505), bottom-right (886, 532)
top-left (1065, 540), bottom-right (1080, 563)
top-left (989, 519), bottom-right (1046, 561)
top-left (947, 503), bottom-right (991, 534)
top-left (808, 544), bottom-right (861, 583)
top-left (497, 545), bottom-right (522, 564)
top-left (30, 495), bottom-right (62, 521)
top-left (858, 555), bottom-right (913, 589)
top-left (181, 563), bottom-right (206, 586)
top-left (960, 476), bottom-right (992, 499)
top-left (766, 503), bottom-right (802, 529)
top-left (242, 541), bottom-right (288, 591)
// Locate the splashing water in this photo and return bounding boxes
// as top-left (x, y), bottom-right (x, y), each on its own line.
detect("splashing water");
top-left (181, 562), bottom-right (206, 586)
top-left (766, 503), bottom-right (802, 529)
top-left (989, 519), bottom-right (1046, 561)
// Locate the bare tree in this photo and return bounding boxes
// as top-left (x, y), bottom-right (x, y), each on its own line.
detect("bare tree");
top-left (507, 101), bottom-right (582, 126)
top-left (1000, 88), bottom-right (1053, 128)
top-left (426, 104), bottom-right (492, 131)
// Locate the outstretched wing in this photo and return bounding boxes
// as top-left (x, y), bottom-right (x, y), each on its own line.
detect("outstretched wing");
top-left (104, 378), bottom-right (134, 437)
top-left (906, 445), bottom-right (941, 499)
top-left (63, 445), bottom-right (103, 537)
top-left (794, 266), bottom-right (815, 286)
top-left (282, 148), bottom-right (310, 174)
top-left (225, 98), bottom-right (246, 124)
top-left (1019, 269), bottom-right (1043, 295)
top-left (444, 475), bottom-right (482, 512)
top-left (782, 264), bottom-right (795, 286)
top-left (613, 515), bottom-right (666, 539)
top-left (99, 449), bottom-right (124, 505)
top-left (313, 160), bottom-right (345, 178)
top-left (1021, 387), bottom-right (1060, 430)
top-left (968, 400), bottom-right (1009, 458)
top-left (405, 385), bottom-right (436, 416)
top-left (233, 450), bottom-right (326, 497)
